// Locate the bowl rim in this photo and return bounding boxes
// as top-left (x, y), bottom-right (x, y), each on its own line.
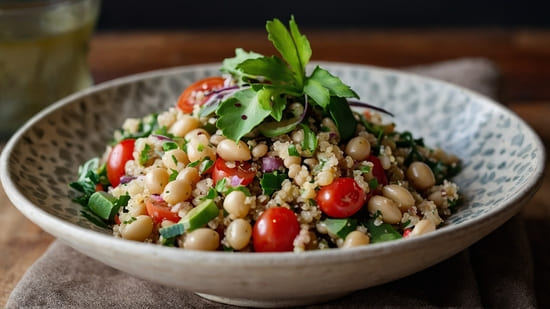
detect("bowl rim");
top-left (1, 61), bottom-right (546, 265)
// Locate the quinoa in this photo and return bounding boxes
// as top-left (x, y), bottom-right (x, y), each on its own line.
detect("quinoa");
top-left (71, 101), bottom-right (462, 252)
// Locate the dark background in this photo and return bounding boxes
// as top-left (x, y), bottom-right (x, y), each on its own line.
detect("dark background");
top-left (96, 0), bottom-right (550, 30)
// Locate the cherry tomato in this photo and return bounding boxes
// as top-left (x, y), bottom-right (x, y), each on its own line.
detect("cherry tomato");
top-left (403, 228), bottom-right (413, 238)
top-left (107, 139), bottom-right (135, 187)
top-left (316, 177), bottom-right (366, 218)
top-left (211, 158), bottom-right (256, 186)
top-left (177, 76), bottom-right (225, 113)
top-left (253, 207), bottom-right (300, 252)
top-left (368, 155), bottom-right (388, 186)
top-left (145, 198), bottom-right (181, 225)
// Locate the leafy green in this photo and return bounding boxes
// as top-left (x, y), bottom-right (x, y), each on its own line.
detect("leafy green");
top-left (260, 171), bottom-right (287, 196)
top-left (139, 144), bottom-right (151, 165)
top-left (328, 96), bottom-right (357, 141)
top-left (162, 142), bottom-right (178, 152)
top-left (220, 48), bottom-right (263, 83)
top-left (266, 16), bottom-right (310, 87)
top-left (323, 218), bottom-right (357, 239)
top-left (308, 66), bottom-right (358, 98)
top-left (214, 16), bottom-right (360, 142)
top-left (216, 89), bottom-right (272, 141)
top-left (169, 169), bottom-right (178, 181)
top-left (214, 177), bottom-right (252, 196)
top-left (300, 123), bottom-right (318, 156)
top-left (238, 56), bottom-right (295, 85)
top-left (199, 158), bottom-right (214, 174)
top-left (359, 165), bottom-right (372, 174)
top-left (288, 144), bottom-right (300, 157)
top-left (365, 218), bottom-right (402, 243)
top-left (69, 158), bottom-right (102, 206)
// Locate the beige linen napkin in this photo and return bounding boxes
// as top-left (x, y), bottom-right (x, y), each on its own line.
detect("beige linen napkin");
top-left (7, 58), bottom-right (537, 308)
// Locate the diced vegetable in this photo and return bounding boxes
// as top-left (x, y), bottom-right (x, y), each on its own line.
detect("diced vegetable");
top-left (159, 223), bottom-right (186, 239)
top-left (88, 191), bottom-right (119, 221)
top-left (180, 199), bottom-right (220, 232)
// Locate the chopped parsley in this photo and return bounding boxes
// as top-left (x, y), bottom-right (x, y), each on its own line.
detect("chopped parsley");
top-left (260, 171), bottom-right (287, 196)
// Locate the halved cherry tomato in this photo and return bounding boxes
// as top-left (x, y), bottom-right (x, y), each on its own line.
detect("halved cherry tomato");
top-left (145, 198), bottom-right (181, 225)
top-left (316, 177), bottom-right (366, 218)
top-left (107, 139), bottom-right (135, 187)
top-left (253, 207), bottom-right (300, 252)
top-left (211, 158), bottom-right (256, 186)
top-left (177, 76), bottom-right (225, 113)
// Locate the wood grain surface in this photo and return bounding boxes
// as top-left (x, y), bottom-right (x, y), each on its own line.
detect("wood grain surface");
top-left (2, 29), bottom-right (549, 307)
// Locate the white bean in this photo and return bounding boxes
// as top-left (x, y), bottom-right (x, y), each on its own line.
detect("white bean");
top-left (184, 228), bottom-right (220, 251)
top-left (284, 155), bottom-right (301, 168)
top-left (223, 190), bottom-right (249, 218)
top-left (187, 139), bottom-right (216, 163)
top-left (176, 167), bottom-right (200, 184)
top-left (225, 219), bottom-right (252, 250)
top-left (345, 136), bottom-right (371, 161)
top-left (120, 215), bottom-right (153, 241)
top-left (367, 195), bottom-right (402, 224)
top-left (251, 144), bottom-right (268, 158)
top-left (410, 219), bottom-right (436, 237)
top-left (382, 184), bottom-right (415, 211)
top-left (342, 231), bottom-right (370, 248)
top-left (185, 128), bottom-right (210, 145)
top-left (216, 139), bottom-right (251, 162)
top-left (162, 149), bottom-right (189, 171)
top-left (407, 162), bottom-right (435, 191)
top-left (161, 179), bottom-right (192, 205)
top-left (145, 168), bottom-right (169, 194)
top-left (170, 115), bottom-right (199, 137)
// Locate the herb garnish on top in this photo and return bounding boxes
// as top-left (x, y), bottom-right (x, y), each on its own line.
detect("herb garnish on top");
top-left (201, 16), bottom-right (382, 142)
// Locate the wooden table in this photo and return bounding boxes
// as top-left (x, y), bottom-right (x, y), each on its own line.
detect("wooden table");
top-left (2, 29), bottom-right (549, 307)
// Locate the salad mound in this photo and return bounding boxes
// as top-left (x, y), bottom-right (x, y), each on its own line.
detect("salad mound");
top-left (70, 17), bottom-right (461, 252)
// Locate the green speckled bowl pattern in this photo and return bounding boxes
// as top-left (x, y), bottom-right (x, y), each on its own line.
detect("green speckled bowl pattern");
top-left (1, 63), bottom-right (545, 307)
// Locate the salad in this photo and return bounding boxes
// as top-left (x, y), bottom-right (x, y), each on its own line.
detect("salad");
top-left (70, 17), bottom-right (461, 252)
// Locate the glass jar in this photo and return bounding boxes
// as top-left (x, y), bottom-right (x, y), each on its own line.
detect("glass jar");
top-left (0, 0), bottom-right (100, 139)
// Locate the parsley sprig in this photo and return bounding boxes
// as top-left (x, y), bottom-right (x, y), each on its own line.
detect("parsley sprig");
top-left (211, 16), bottom-right (360, 142)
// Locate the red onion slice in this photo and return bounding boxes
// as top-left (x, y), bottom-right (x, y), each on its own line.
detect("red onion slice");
top-left (262, 156), bottom-right (283, 172)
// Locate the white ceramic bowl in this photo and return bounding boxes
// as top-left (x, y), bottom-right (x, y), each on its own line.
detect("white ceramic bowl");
top-left (1, 63), bottom-right (545, 307)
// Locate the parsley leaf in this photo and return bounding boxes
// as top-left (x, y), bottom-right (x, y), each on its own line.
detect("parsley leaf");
top-left (300, 123), bottom-right (318, 156)
top-left (260, 171), bottom-right (287, 196)
top-left (69, 157), bottom-right (101, 206)
top-left (328, 96), bottom-right (357, 141)
top-left (365, 218), bottom-right (402, 243)
top-left (139, 144), bottom-right (151, 165)
top-left (237, 56), bottom-right (296, 85)
top-left (288, 144), bottom-right (300, 157)
top-left (216, 88), bottom-right (271, 141)
top-left (266, 16), bottom-right (309, 87)
top-left (220, 48), bottom-right (263, 83)
top-left (308, 66), bottom-right (358, 99)
top-left (215, 16), bottom-right (366, 142)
